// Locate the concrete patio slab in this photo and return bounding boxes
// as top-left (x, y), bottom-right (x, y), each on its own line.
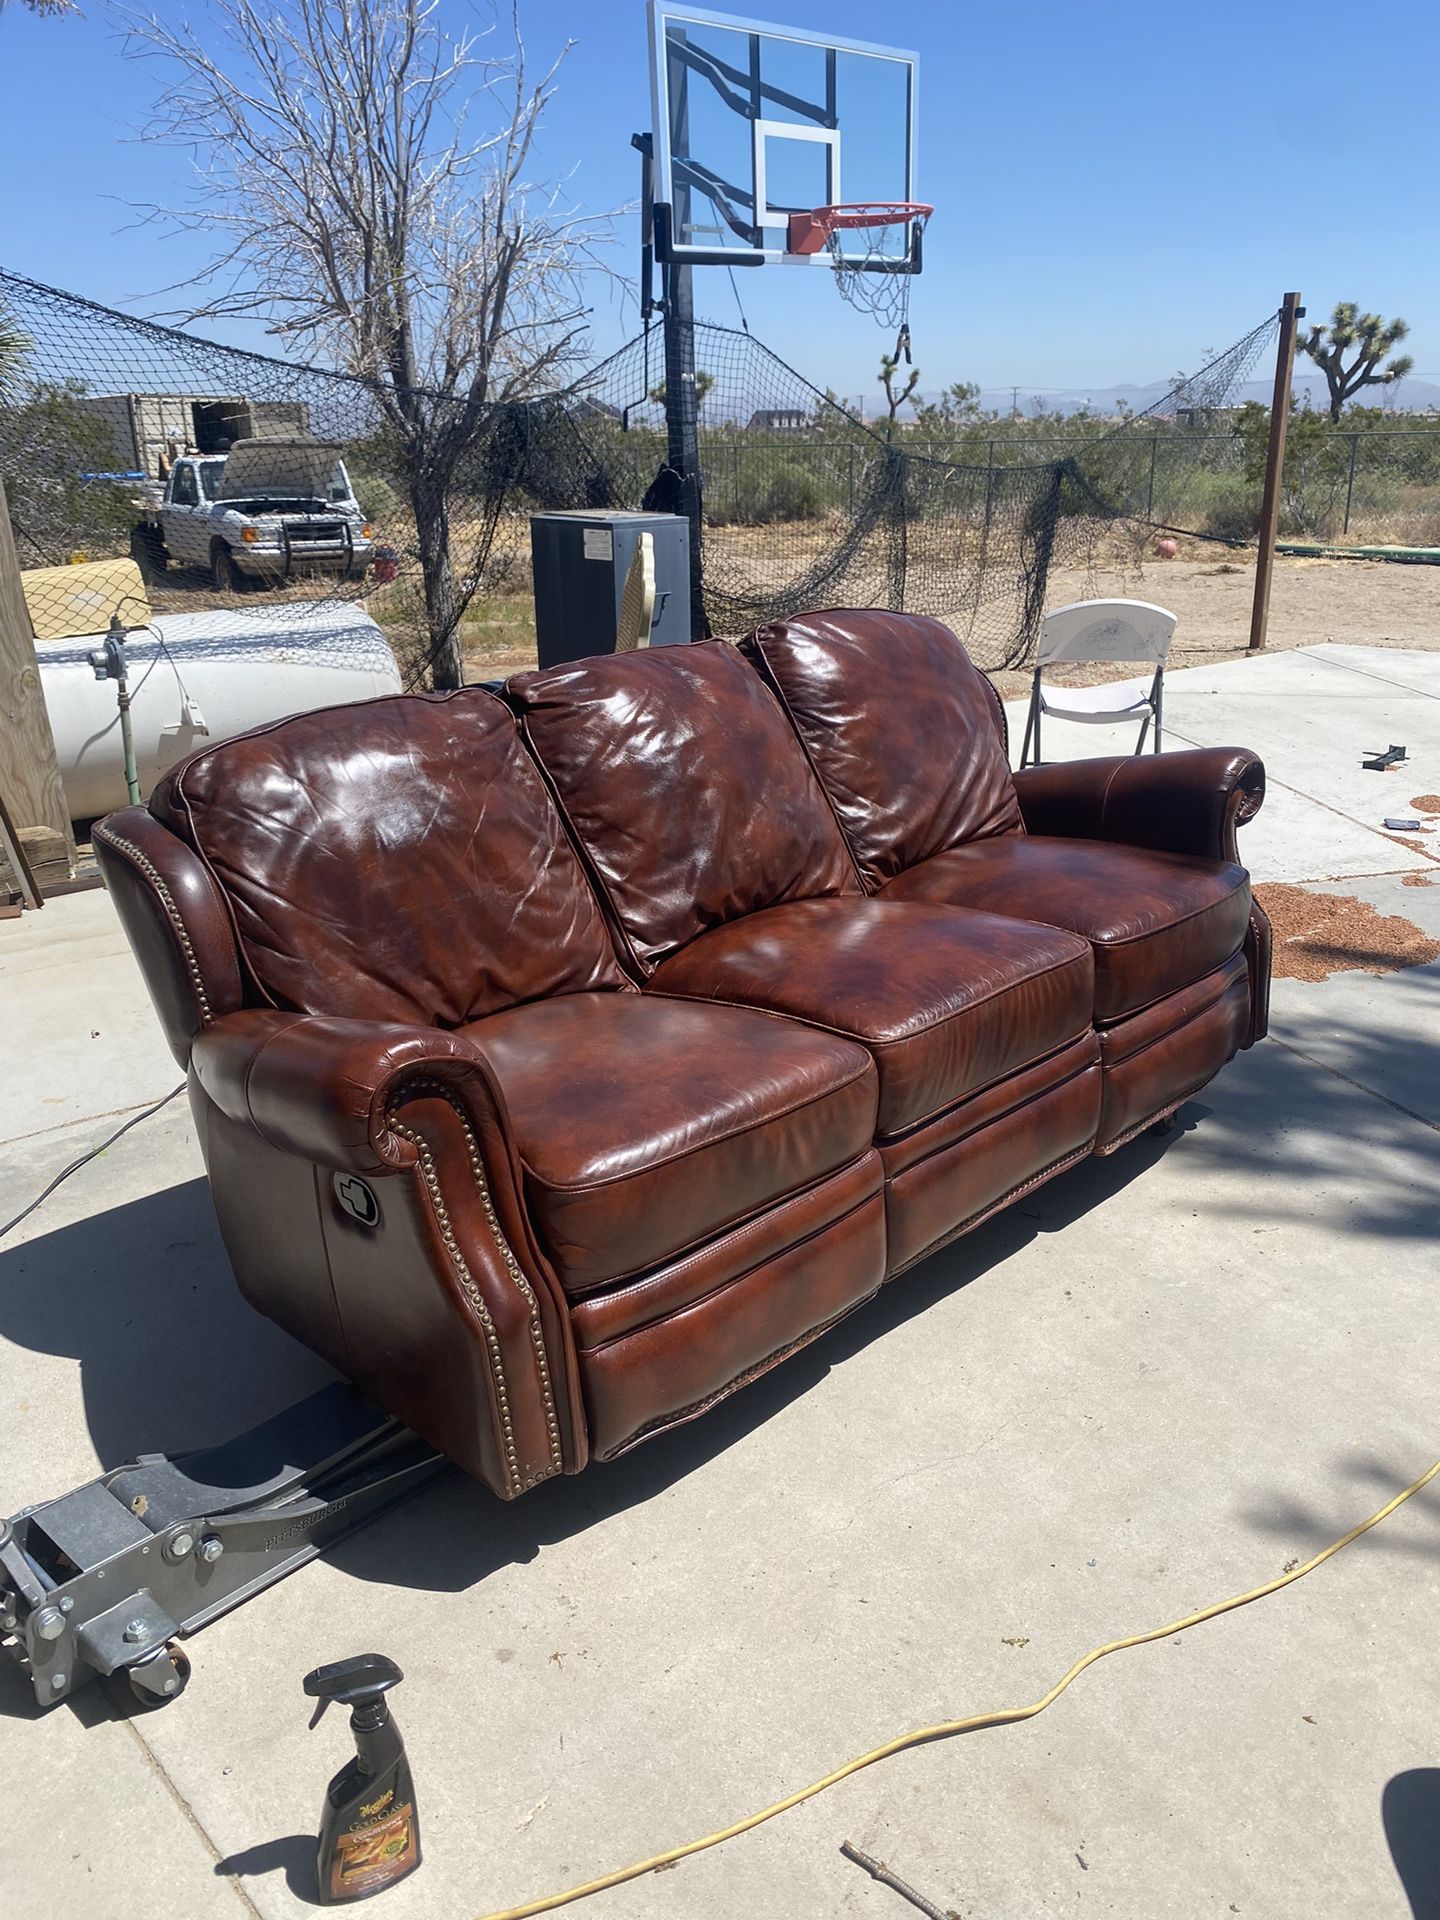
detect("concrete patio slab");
top-left (1004, 643), bottom-right (1440, 886)
top-left (2, 654), bottom-right (1437, 1920)
top-left (0, 886), bottom-right (183, 1215)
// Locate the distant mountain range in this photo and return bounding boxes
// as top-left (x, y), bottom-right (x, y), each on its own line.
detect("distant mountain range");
top-left (938, 368), bottom-right (1440, 421)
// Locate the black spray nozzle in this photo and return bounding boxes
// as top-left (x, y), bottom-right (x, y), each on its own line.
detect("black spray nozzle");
top-left (303, 1654), bottom-right (404, 1728)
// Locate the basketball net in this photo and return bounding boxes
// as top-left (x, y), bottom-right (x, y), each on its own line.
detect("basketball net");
top-left (826, 209), bottom-right (930, 341)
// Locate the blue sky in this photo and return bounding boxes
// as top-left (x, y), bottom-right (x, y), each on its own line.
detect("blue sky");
top-left (2, 0), bottom-right (1436, 406)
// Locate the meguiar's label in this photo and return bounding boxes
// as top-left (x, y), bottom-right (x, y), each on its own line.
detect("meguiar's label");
top-left (330, 1802), bottom-right (416, 1897)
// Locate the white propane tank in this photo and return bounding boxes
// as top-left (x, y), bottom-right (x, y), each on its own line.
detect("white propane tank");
top-left (38, 600), bottom-right (404, 821)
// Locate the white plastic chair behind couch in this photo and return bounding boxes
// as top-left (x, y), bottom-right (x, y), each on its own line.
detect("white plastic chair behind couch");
top-left (1019, 598), bottom-right (1177, 769)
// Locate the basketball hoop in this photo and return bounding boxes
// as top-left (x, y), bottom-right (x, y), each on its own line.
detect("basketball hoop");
top-left (788, 203), bottom-right (932, 334)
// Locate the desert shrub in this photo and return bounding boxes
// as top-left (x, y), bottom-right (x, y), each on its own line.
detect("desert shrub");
top-left (753, 460), bottom-right (825, 522)
top-left (351, 471), bottom-right (401, 522)
top-left (0, 380), bottom-right (137, 562)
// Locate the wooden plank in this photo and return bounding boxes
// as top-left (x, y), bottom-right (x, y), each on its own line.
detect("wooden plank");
top-left (0, 475), bottom-right (77, 878)
top-left (0, 786), bottom-right (43, 908)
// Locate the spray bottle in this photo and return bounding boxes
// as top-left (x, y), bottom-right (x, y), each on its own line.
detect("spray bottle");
top-left (304, 1655), bottom-right (422, 1904)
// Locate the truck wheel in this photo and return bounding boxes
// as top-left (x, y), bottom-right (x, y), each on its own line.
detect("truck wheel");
top-left (212, 545), bottom-right (249, 595)
top-left (130, 526), bottom-right (167, 585)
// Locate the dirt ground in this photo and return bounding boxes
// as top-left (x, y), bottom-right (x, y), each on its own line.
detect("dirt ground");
top-left (459, 535), bottom-right (1440, 687)
top-left (130, 513), bottom-right (1440, 693)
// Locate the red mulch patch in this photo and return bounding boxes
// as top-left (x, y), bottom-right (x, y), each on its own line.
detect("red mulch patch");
top-left (1255, 883), bottom-right (1440, 982)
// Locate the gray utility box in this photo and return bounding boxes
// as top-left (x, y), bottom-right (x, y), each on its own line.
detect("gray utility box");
top-left (530, 510), bottom-right (690, 667)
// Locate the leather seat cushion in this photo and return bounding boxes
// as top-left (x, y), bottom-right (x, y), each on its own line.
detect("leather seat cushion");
top-left (648, 897), bottom-right (1094, 1136)
top-left (461, 992), bottom-right (878, 1293)
top-left (881, 837), bottom-right (1250, 1023)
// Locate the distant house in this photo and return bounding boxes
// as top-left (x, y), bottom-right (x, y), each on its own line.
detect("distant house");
top-left (748, 408), bottom-right (809, 433)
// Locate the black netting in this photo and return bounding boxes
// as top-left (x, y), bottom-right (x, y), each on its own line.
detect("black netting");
top-left (2, 267), bottom-right (1283, 688)
top-left (552, 311), bottom-right (1279, 669)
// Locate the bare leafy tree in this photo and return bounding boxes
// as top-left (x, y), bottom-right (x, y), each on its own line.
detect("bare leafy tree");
top-left (0, 1), bottom-right (81, 15)
top-left (123, 0), bottom-right (612, 686)
top-left (1298, 301), bottom-right (1414, 423)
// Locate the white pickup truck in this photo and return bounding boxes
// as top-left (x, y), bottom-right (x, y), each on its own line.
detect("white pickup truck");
top-left (130, 438), bottom-right (375, 592)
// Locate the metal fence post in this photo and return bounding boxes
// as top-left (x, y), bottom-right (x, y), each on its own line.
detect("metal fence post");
top-left (1343, 432), bottom-right (1358, 535)
top-left (848, 442), bottom-right (855, 515)
top-left (1146, 435), bottom-right (1158, 519)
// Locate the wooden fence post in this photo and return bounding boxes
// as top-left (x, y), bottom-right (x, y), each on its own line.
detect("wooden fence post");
top-left (1248, 292), bottom-right (1304, 653)
top-left (0, 477), bottom-right (77, 895)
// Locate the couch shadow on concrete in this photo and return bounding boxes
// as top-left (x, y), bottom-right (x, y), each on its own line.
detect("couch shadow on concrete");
top-left (1383, 1769), bottom-right (1440, 1920)
top-left (0, 994), bottom-right (1434, 1627)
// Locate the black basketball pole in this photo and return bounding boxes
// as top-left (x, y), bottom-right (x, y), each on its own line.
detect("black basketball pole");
top-left (657, 29), bottom-right (708, 639)
top-left (661, 259), bottom-right (707, 639)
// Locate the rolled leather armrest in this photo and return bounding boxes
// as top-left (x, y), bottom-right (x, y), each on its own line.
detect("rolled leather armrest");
top-left (93, 808), bottom-right (246, 1066)
top-left (192, 1012), bottom-right (583, 1494)
top-left (191, 1009), bottom-right (512, 1175)
top-left (1012, 748), bottom-right (1265, 864)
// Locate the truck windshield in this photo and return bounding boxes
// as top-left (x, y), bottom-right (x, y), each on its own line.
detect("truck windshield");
top-left (196, 458), bottom-right (227, 502)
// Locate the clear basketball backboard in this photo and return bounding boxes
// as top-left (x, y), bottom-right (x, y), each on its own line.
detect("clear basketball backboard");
top-left (647, 2), bottom-right (919, 270)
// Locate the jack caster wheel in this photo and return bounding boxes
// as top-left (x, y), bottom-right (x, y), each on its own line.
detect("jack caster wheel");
top-left (127, 1642), bottom-right (191, 1709)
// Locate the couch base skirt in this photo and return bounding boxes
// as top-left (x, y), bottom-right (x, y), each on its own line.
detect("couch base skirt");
top-left (879, 1035), bottom-right (1102, 1277)
top-left (572, 1151), bottom-right (887, 1461)
top-left (1095, 953), bottom-right (1249, 1153)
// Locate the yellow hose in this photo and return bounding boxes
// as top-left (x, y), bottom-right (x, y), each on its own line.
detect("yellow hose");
top-left (478, 1455), bottom-right (1440, 1920)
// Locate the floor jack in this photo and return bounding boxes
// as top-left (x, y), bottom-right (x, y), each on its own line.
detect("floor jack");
top-left (1, 1385), bottom-right (445, 1711)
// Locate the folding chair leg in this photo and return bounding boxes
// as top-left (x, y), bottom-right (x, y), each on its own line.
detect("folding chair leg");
top-left (1134, 714), bottom-right (1151, 755)
top-left (1152, 666), bottom-right (1164, 753)
top-left (1020, 680), bottom-right (1039, 769)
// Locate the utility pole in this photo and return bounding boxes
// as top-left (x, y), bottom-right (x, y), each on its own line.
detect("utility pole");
top-left (1249, 291), bottom-right (1304, 653)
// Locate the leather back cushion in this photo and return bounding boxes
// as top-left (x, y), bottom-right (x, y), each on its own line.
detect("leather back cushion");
top-left (510, 642), bottom-right (858, 971)
top-left (742, 609), bottom-right (1023, 887)
top-left (149, 689), bottom-right (626, 1025)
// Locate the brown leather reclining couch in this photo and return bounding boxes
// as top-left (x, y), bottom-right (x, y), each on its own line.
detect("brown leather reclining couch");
top-left (93, 609), bottom-right (1270, 1500)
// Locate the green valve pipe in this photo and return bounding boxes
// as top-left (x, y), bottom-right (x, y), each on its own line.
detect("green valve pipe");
top-left (87, 616), bottom-right (143, 805)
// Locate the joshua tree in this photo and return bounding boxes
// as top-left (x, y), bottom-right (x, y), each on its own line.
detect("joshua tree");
top-left (0, 306), bottom-right (30, 405)
top-left (648, 370), bottom-right (714, 412)
top-left (878, 353), bottom-right (921, 437)
top-left (1298, 302), bottom-right (1414, 422)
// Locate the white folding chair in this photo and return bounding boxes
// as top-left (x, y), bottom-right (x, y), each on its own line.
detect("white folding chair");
top-left (1019, 598), bottom-right (1177, 769)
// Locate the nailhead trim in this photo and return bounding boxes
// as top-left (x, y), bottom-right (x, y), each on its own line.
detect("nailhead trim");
top-left (1095, 1091), bottom-right (1191, 1157)
top-left (887, 1138), bottom-right (1094, 1279)
top-left (388, 1078), bottom-right (563, 1490)
top-left (386, 1111), bottom-right (523, 1495)
top-left (93, 825), bottom-right (213, 1023)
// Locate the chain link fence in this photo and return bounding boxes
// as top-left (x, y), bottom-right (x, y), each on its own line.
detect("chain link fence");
top-left (700, 426), bottom-right (1440, 549)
